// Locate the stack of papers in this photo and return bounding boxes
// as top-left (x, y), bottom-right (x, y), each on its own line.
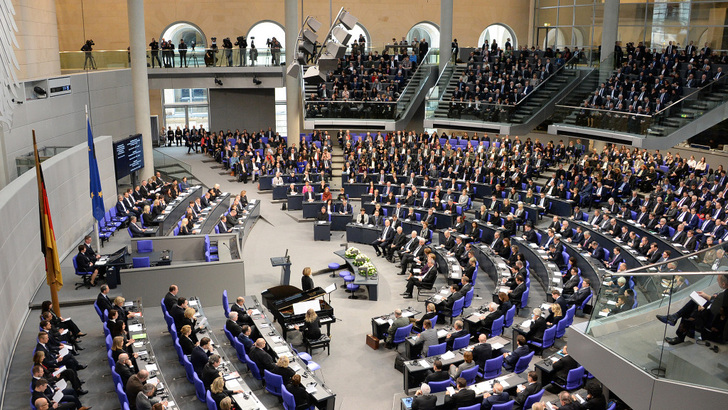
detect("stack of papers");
top-left (491, 343), bottom-right (504, 350)
top-left (146, 364), bottom-right (158, 372)
top-left (402, 311), bottom-right (415, 318)
top-left (418, 359), bottom-right (429, 368)
top-left (128, 324), bottom-right (143, 332)
top-left (440, 351), bottom-right (455, 360)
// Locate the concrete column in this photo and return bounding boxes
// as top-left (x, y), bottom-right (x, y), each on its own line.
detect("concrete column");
top-left (285, 0), bottom-right (301, 147)
top-left (439, 0), bottom-right (453, 71)
top-left (127, 0), bottom-right (154, 180)
top-left (0, 127), bottom-right (8, 189)
top-left (600, 0), bottom-right (620, 72)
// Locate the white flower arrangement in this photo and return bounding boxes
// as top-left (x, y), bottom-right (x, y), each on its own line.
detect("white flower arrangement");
top-left (353, 254), bottom-right (370, 266)
top-left (361, 261), bottom-right (377, 276)
top-left (345, 247), bottom-right (360, 258)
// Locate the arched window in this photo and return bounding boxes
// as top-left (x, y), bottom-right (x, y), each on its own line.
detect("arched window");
top-left (161, 22), bottom-right (206, 49)
top-left (477, 24), bottom-right (517, 50)
top-left (246, 21), bottom-right (286, 49)
top-left (407, 22), bottom-right (440, 49)
top-left (544, 28), bottom-right (567, 49)
top-left (339, 23), bottom-right (371, 52)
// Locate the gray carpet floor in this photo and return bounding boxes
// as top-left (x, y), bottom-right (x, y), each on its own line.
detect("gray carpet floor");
top-left (3, 146), bottom-right (582, 410)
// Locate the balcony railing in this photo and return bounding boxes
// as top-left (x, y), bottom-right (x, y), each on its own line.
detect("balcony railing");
top-left (584, 241), bottom-right (728, 392)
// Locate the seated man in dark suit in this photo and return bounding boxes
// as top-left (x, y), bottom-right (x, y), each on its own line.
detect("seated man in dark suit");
top-left (513, 371), bottom-right (542, 410)
top-left (471, 334), bottom-right (493, 370)
top-left (424, 359), bottom-right (450, 383)
top-left (201, 354), bottom-right (222, 390)
top-left (96, 284), bottom-right (114, 314)
top-left (371, 219), bottom-right (395, 256)
top-left (402, 257), bottom-right (437, 299)
top-left (191, 337), bottom-right (213, 376)
top-left (545, 346), bottom-right (580, 393)
top-left (226, 311), bottom-right (243, 337)
top-left (566, 278), bottom-right (593, 307)
top-left (482, 382), bottom-right (510, 410)
top-left (411, 383), bottom-right (437, 410)
top-left (437, 284), bottom-right (464, 317)
top-left (508, 274), bottom-right (527, 305)
top-left (470, 302), bottom-right (503, 337)
top-left (249, 338), bottom-right (276, 373)
top-left (128, 215), bottom-right (148, 237)
top-left (503, 335), bottom-right (529, 371)
top-left (444, 377), bottom-right (477, 409)
top-left (517, 308), bottom-right (547, 343)
top-left (230, 296), bottom-right (254, 326)
top-left (237, 325), bottom-right (255, 352)
top-left (444, 320), bottom-right (469, 349)
top-left (163, 285), bottom-right (179, 312)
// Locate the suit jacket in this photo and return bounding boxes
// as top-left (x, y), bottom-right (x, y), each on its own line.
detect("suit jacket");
top-left (510, 282), bottom-right (527, 304)
top-left (117, 362), bottom-right (134, 387)
top-left (514, 382), bottom-right (543, 408)
top-left (411, 394), bottom-right (437, 410)
top-left (249, 346), bottom-right (275, 372)
top-left (444, 388), bottom-right (477, 409)
top-left (482, 392), bottom-right (511, 410)
top-left (163, 292), bottom-right (178, 312)
top-left (191, 346), bottom-right (210, 376)
top-left (226, 319), bottom-right (243, 337)
top-left (202, 362), bottom-right (221, 389)
top-left (568, 287), bottom-right (592, 306)
top-left (526, 317), bottom-right (547, 341)
top-left (230, 304), bottom-right (253, 326)
top-left (126, 374), bottom-right (145, 409)
top-left (97, 292), bottom-right (114, 314)
top-left (504, 345), bottom-right (529, 369)
top-left (472, 342), bottom-right (493, 369)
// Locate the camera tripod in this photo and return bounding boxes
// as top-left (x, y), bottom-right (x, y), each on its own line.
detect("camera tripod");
top-left (189, 47), bottom-right (199, 67)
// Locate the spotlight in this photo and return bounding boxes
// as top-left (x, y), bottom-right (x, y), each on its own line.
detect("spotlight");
top-left (253, 76), bottom-right (262, 85)
top-left (214, 77), bottom-right (223, 86)
top-left (33, 86), bottom-right (47, 97)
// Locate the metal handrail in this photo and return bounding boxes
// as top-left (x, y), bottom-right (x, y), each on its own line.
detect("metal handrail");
top-left (553, 103), bottom-right (652, 118)
top-left (426, 61), bottom-right (454, 101)
top-left (654, 72), bottom-right (728, 116)
top-left (395, 48), bottom-right (433, 104)
top-left (513, 54), bottom-right (579, 107)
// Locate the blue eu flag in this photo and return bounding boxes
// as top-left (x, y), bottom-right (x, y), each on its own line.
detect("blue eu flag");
top-left (88, 120), bottom-right (105, 221)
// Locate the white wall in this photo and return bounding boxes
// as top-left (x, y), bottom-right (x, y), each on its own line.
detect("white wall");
top-left (3, 69), bottom-right (135, 181)
top-left (12, 0), bottom-right (61, 80)
top-left (0, 135), bottom-right (115, 395)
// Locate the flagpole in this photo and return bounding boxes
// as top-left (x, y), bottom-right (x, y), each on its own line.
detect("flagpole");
top-left (33, 130), bottom-right (61, 317)
top-left (86, 106), bottom-right (102, 252)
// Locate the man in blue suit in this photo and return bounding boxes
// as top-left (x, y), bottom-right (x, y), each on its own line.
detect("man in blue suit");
top-left (503, 335), bottom-right (530, 371)
top-left (481, 382), bottom-right (510, 410)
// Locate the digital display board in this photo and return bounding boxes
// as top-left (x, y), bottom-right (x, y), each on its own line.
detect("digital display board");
top-left (113, 134), bottom-right (144, 179)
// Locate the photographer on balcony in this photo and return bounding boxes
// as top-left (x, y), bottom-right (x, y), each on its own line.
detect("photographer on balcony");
top-left (222, 37), bottom-right (233, 67)
top-left (81, 40), bottom-right (96, 70)
top-left (235, 36), bottom-right (247, 67)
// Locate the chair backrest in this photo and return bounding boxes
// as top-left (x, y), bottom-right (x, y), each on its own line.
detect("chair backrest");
top-left (282, 385), bottom-right (296, 410)
top-left (429, 379), bottom-right (451, 393)
top-left (555, 318), bottom-right (569, 339)
top-left (206, 390), bottom-right (217, 410)
top-left (222, 290), bottom-right (230, 318)
top-left (116, 383), bottom-right (129, 407)
top-left (523, 388), bottom-right (545, 410)
top-left (483, 355), bottom-right (504, 379)
top-left (137, 240), bottom-right (153, 253)
top-left (232, 338), bottom-right (248, 363)
top-left (459, 365), bottom-right (478, 385)
top-left (632, 293), bottom-right (638, 309)
top-left (192, 372), bottom-right (207, 402)
top-left (514, 351), bottom-right (535, 374)
top-left (263, 369), bottom-right (284, 396)
top-left (579, 292), bottom-right (593, 311)
top-left (245, 355), bottom-right (262, 380)
top-left (603, 248), bottom-right (610, 262)
top-left (427, 342), bottom-right (447, 357)
top-left (520, 287), bottom-right (530, 309)
top-left (393, 324), bottom-right (413, 344)
top-left (94, 301), bottom-right (104, 322)
top-left (606, 401), bottom-right (617, 410)
top-left (491, 400), bottom-right (515, 410)
top-left (451, 297), bottom-right (465, 318)
top-left (564, 305), bottom-right (576, 327)
top-left (223, 327), bottom-right (235, 345)
top-left (542, 325), bottom-right (557, 348)
top-left (452, 334), bottom-right (470, 350)
top-left (566, 366), bottom-right (586, 390)
top-left (504, 305), bottom-right (516, 328)
top-left (463, 287), bottom-right (475, 308)
top-left (105, 334), bottom-right (113, 350)
top-left (490, 315), bottom-right (504, 337)
top-left (132, 257), bottom-right (150, 268)
top-left (182, 355), bottom-right (195, 384)
top-left (456, 405), bottom-right (480, 410)
top-left (107, 349), bottom-right (115, 368)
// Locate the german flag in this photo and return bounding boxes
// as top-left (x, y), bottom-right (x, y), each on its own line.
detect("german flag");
top-left (33, 132), bottom-right (63, 288)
